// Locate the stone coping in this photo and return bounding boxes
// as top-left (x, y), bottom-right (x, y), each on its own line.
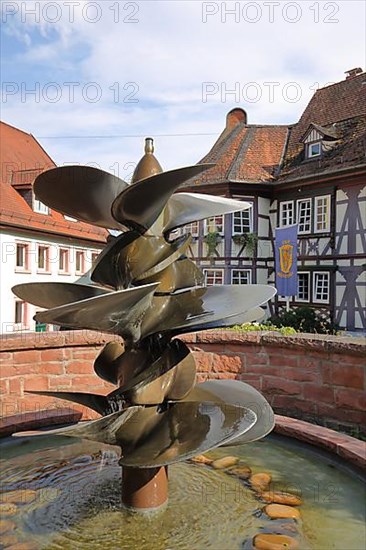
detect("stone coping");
top-left (0, 407), bottom-right (364, 471)
top-left (1, 329), bottom-right (365, 355)
top-left (274, 415), bottom-right (366, 471)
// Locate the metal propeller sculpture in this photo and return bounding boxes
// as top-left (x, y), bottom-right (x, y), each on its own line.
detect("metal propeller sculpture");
top-left (12, 138), bottom-right (276, 511)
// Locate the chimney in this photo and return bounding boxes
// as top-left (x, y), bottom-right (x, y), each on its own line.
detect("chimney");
top-left (226, 108), bottom-right (247, 130)
top-left (345, 67), bottom-right (363, 80)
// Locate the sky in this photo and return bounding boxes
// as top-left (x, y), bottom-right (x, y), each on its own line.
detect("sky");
top-left (1, 0), bottom-right (365, 179)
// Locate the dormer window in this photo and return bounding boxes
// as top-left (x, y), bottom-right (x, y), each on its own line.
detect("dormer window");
top-left (302, 123), bottom-right (339, 161)
top-left (34, 197), bottom-right (49, 214)
top-left (307, 141), bottom-right (322, 158)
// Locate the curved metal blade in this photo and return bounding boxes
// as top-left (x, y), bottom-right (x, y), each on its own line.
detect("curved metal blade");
top-left (26, 391), bottom-right (109, 415)
top-left (12, 399), bottom-right (257, 466)
top-left (141, 285), bottom-right (277, 338)
top-left (94, 341), bottom-right (125, 384)
top-left (180, 380), bottom-right (274, 445)
top-left (163, 193), bottom-right (251, 233)
top-left (12, 408), bottom-right (141, 445)
top-left (118, 401), bottom-right (256, 468)
top-left (108, 339), bottom-right (196, 405)
top-left (34, 283), bottom-right (159, 343)
top-left (137, 257), bottom-right (204, 293)
top-left (91, 231), bottom-right (190, 289)
top-left (172, 306), bottom-right (265, 334)
top-left (111, 164), bottom-right (214, 233)
top-left (12, 282), bottom-right (110, 309)
top-left (34, 165), bottom-right (128, 229)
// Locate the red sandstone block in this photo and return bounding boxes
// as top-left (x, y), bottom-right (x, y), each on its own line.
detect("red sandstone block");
top-left (14, 350), bottom-right (41, 364)
top-left (0, 365), bottom-right (17, 377)
top-left (0, 379), bottom-right (8, 395)
top-left (38, 362), bottom-right (64, 375)
top-left (330, 353), bottom-right (364, 366)
top-left (72, 375), bottom-right (101, 387)
top-left (335, 389), bottom-right (366, 411)
top-left (317, 403), bottom-right (366, 426)
top-left (66, 361), bottom-right (93, 374)
top-left (0, 352), bottom-right (13, 363)
top-left (268, 354), bottom-right (298, 368)
top-left (23, 376), bottom-right (49, 391)
top-left (20, 395), bottom-right (57, 412)
top-left (212, 354), bottom-right (242, 374)
top-left (245, 352), bottom-right (268, 366)
top-left (71, 349), bottom-right (99, 360)
top-left (298, 356), bottom-right (321, 370)
top-left (228, 344), bottom-right (261, 354)
top-left (283, 367), bottom-right (319, 383)
top-left (9, 378), bottom-right (22, 395)
top-left (201, 343), bottom-right (226, 353)
top-left (303, 384), bottom-right (334, 404)
top-left (271, 395), bottom-right (316, 414)
top-left (245, 365), bottom-right (283, 377)
top-left (48, 376), bottom-right (72, 389)
top-left (322, 363), bottom-right (364, 389)
top-left (193, 352), bottom-right (213, 373)
top-left (40, 349), bottom-right (64, 362)
top-left (262, 377), bottom-right (302, 395)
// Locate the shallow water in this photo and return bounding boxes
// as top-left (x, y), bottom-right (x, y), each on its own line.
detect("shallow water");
top-left (0, 434), bottom-right (364, 550)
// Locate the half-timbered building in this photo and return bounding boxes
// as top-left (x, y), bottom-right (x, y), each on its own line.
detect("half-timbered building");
top-left (180, 69), bottom-right (366, 332)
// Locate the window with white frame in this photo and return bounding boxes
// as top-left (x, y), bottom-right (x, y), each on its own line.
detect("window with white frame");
top-left (297, 272), bottom-right (310, 302)
top-left (314, 195), bottom-right (330, 232)
top-left (204, 216), bottom-right (224, 235)
top-left (203, 269), bottom-right (224, 286)
top-left (37, 245), bottom-right (50, 272)
top-left (14, 300), bottom-right (26, 325)
top-left (313, 272), bottom-right (330, 303)
top-left (59, 248), bottom-right (70, 273)
top-left (75, 250), bottom-right (85, 274)
top-left (64, 215), bottom-right (77, 222)
top-left (34, 198), bottom-right (49, 214)
top-left (231, 269), bottom-right (251, 285)
top-left (297, 199), bottom-right (312, 234)
top-left (182, 221), bottom-right (199, 236)
top-left (15, 243), bottom-right (29, 271)
top-left (232, 210), bottom-right (251, 234)
top-left (279, 201), bottom-right (295, 227)
top-left (307, 141), bottom-right (322, 159)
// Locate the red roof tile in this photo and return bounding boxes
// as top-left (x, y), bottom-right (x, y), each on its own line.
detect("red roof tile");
top-left (183, 111), bottom-right (288, 187)
top-left (0, 121), bottom-right (107, 243)
top-left (279, 72), bottom-right (366, 181)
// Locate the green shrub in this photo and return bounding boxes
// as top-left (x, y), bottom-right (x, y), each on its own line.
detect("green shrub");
top-left (268, 306), bottom-right (338, 335)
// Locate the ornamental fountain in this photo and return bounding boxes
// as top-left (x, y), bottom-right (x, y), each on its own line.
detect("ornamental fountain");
top-left (12, 137), bottom-right (276, 512)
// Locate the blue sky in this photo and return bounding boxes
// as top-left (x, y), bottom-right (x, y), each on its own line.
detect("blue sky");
top-left (1, 0), bottom-right (365, 177)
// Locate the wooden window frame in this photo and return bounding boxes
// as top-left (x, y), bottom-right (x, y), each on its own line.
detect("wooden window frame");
top-left (203, 268), bottom-right (224, 286)
top-left (231, 269), bottom-right (252, 285)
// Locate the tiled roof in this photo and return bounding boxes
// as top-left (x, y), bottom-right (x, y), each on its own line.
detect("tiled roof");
top-left (279, 72), bottom-right (366, 181)
top-left (0, 121), bottom-right (107, 243)
top-left (185, 115), bottom-right (288, 187)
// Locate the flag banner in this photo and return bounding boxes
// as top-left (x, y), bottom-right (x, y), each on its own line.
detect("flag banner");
top-left (275, 224), bottom-right (298, 297)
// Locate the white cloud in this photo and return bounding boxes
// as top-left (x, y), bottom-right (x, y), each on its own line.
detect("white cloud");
top-left (1, 0), bottom-right (365, 170)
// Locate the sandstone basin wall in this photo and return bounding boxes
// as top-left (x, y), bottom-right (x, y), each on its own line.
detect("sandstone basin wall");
top-left (0, 330), bottom-right (365, 436)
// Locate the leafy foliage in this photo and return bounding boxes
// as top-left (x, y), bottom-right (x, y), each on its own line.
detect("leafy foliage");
top-left (268, 306), bottom-right (339, 335)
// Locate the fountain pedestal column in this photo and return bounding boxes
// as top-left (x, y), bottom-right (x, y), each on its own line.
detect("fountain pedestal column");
top-left (122, 466), bottom-right (168, 512)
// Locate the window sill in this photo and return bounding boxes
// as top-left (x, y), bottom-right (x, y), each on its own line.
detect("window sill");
top-left (37, 270), bottom-right (52, 275)
top-left (14, 268), bottom-right (31, 274)
top-left (58, 271), bottom-right (71, 276)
